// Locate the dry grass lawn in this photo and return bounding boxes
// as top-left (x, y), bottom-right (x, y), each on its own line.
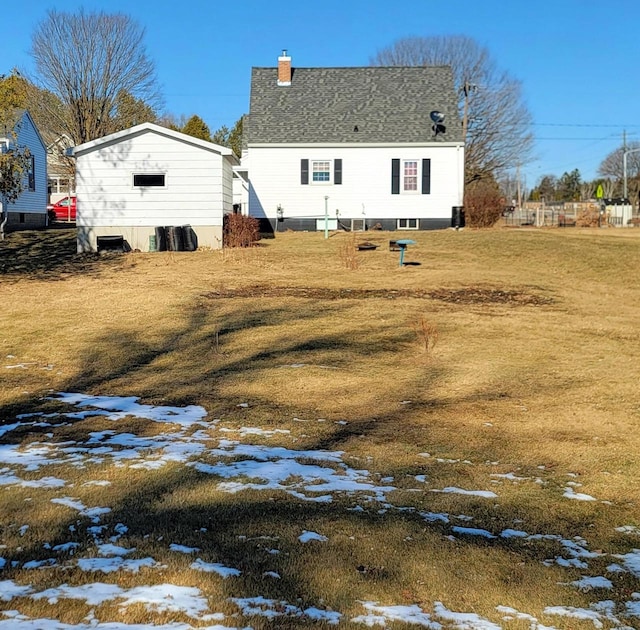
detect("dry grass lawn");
top-left (1, 226), bottom-right (639, 629)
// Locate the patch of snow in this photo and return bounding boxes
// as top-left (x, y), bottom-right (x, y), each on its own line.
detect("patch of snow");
top-left (0, 423), bottom-right (21, 438)
top-left (97, 544), bottom-right (135, 557)
top-left (230, 597), bottom-right (342, 625)
top-left (304, 607), bottom-right (342, 624)
top-left (616, 525), bottom-right (640, 535)
top-left (77, 557), bottom-right (160, 573)
top-left (190, 559), bottom-right (240, 578)
top-left (490, 472), bottom-right (529, 481)
top-left (52, 542), bottom-right (80, 553)
top-left (299, 531), bottom-right (328, 543)
top-left (352, 602), bottom-right (440, 627)
top-left (543, 606), bottom-right (604, 629)
top-left (169, 544), bottom-right (200, 554)
top-left (50, 497), bottom-right (110, 523)
top-left (0, 580), bottom-right (33, 600)
top-left (613, 550), bottom-right (640, 577)
top-left (451, 526), bottom-right (496, 539)
top-left (118, 584), bottom-right (211, 618)
top-left (433, 602), bottom-right (501, 629)
top-left (563, 486), bottom-right (597, 501)
top-left (500, 529), bottom-right (529, 538)
top-left (50, 393), bottom-right (208, 427)
top-left (22, 559), bottom-right (58, 569)
top-left (420, 512), bottom-right (450, 524)
top-left (431, 487), bottom-right (497, 498)
top-left (568, 576), bottom-right (613, 590)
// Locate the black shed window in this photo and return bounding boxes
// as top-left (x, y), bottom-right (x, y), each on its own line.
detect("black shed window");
top-left (133, 173), bottom-right (165, 187)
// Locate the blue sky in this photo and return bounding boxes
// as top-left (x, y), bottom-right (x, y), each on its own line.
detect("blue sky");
top-left (3, 0), bottom-right (639, 189)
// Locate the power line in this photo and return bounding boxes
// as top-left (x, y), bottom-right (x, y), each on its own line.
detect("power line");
top-left (534, 136), bottom-right (613, 141)
top-left (533, 122), bottom-right (640, 128)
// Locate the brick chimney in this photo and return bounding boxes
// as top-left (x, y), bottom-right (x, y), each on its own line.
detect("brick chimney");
top-left (277, 50), bottom-right (291, 86)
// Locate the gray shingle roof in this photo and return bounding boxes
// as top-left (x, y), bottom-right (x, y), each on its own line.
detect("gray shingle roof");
top-left (246, 65), bottom-right (462, 144)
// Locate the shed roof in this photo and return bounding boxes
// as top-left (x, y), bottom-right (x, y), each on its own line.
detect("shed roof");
top-left (71, 122), bottom-right (237, 162)
top-left (246, 65), bottom-right (463, 145)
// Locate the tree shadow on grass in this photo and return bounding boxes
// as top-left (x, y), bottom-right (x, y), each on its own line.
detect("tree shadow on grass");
top-left (0, 228), bottom-right (129, 281)
top-left (0, 293), bottom-right (637, 625)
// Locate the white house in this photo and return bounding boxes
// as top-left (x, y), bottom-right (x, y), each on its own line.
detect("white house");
top-left (244, 52), bottom-right (465, 234)
top-left (71, 123), bottom-right (238, 252)
top-left (0, 109), bottom-right (48, 233)
top-left (47, 134), bottom-right (75, 204)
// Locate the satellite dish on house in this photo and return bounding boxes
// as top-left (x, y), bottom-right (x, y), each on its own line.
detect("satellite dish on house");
top-left (430, 111), bottom-right (446, 137)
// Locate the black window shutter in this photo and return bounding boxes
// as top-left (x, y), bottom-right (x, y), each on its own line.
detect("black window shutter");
top-left (334, 159), bottom-right (342, 185)
top-left (421, 158), bottom-right (431, 194)
top-left (391, 159), bottom-right (400, 194)
top-left (301, 159), bottom-right (309, 185)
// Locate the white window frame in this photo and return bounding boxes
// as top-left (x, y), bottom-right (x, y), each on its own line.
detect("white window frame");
top-left (402, 159), bottom-right (419, 193)
top-left (132, 173), bottom-right (167, 188)
top-left (311, 160), bottom-right (331, 184)
top-left (397, 218), bottom-right (419, 230)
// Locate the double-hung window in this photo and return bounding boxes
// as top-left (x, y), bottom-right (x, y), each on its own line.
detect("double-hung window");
top-left (402, 160), bottom-right (418, 192)
top-left (391, 158), bottom-right (431, 195)
top-left (312, 161), bottom-right (331, 183)
top-left (301, 159), bottom-right (343, 185)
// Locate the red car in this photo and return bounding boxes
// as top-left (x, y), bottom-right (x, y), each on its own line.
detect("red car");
top-left (48, 196), bottom-right (77, 221)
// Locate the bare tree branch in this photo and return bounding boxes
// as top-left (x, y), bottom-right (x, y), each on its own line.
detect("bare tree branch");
top-left (598, 141), bottom-right (640, 202)
top-left (371, 35), bottom-right (533, 184)
top-left (30, 9), bottom-right (162, 144)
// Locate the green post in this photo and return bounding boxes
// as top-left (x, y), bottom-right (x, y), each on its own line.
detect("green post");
top-left (324, 196), bottom-right (329, 239)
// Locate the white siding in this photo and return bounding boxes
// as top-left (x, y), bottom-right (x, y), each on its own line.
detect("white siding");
top-left (248, 144), bottom-right (464, 224)
top-left (75, 130), bottom-right (227, 228)
top-left (9, 112), bottom-right (48, 215)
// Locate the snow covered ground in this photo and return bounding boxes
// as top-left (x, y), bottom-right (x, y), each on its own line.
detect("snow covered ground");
top-left (0, 392), bottom-right (639, 629)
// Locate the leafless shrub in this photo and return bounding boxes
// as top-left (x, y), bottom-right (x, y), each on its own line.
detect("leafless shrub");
top-left (412, 316), bottom-right (439, 354)
top-left (464, 179), bottom-right (504, 228)
top-left (223, 213), bottom-right (260, 248)
top-left (338, 233), bottom-right (360, 270)
top-left (575, 210), bottom-right (601, 228)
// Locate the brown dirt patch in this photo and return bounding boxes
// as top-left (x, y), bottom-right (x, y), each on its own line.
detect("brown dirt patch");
top-left (203, 284), bottom-right (555, 306)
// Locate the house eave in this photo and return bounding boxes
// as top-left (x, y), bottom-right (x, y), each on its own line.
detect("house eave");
top-left (247, 141), bottom-right (465, 149)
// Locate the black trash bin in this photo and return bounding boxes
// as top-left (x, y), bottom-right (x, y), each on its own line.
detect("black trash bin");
top-left (166, 226), bottom-right (185, 251)
top-left (451, 206), bottom-right (465, 229)
top-left (182, 225), bottom-right (197, 251)
top-left (155, 226), bottom-right (167, 251)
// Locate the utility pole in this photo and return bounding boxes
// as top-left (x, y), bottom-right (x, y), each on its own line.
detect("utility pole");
top-left (516, 163), bottom-right (522, 210)
top-left (461, 81), bottom-right (476, 143)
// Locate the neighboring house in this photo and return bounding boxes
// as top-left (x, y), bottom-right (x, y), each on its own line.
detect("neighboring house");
top-left (244, 52), bottom-right (465, 233)
top-left (47, 134), bottom-right (75, 204)
top-left (71, 122), bottom-right (238, 252)
top-left (0, 109), bottom-right (48, 232)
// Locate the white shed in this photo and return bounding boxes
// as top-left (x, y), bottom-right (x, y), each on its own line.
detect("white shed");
top-left (71, 123), bottom-right (237, 252)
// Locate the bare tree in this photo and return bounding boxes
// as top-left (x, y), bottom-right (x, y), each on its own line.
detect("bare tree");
top-left (30, 9), bottom-right (162, 144)
top-left (580, 180), bottom-right (596, 201)
top-left (598, 142), bottom-right (640, 202)
top-left (371, 36), bottom-right (533, 184)
top-left (602, 178), bottom-right (618, 199)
